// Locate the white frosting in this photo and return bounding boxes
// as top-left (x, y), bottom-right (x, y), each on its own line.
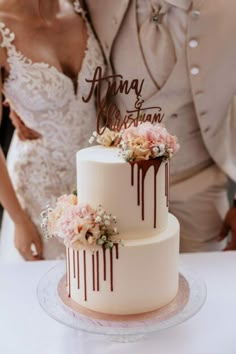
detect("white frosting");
top-left (68, 145), bottom-right (180, 315)
top-left (76, 146), bottom-right (168, 239)
top-left (68, 214), bottom-right (179, 315)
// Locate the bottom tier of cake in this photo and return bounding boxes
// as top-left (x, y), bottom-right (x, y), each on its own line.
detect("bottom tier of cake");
top-left (66, 213), bottom-right (180, 315)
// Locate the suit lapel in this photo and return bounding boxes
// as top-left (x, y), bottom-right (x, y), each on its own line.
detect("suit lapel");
top-left (85, 0), bottom-right (131, 61)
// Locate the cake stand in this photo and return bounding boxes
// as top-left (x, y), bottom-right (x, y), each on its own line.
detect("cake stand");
top-left (37, 262), bottom-right (206, 342)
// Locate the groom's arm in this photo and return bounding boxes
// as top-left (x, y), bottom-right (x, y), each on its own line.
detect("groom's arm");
top-left (7, 103), bottom-right (41, 141)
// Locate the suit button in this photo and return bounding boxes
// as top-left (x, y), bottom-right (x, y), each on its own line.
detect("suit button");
top-left (192, 10), bottom-right (200, 18)
top-left (190, 67), bottom-right (200, 75)
top-left (189, 39), bottom-right (199, 48)
top-left (200, 111), bottom-right (207, 117)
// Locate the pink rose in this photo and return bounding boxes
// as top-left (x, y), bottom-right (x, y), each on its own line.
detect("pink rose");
top-left (47, 194), bottom-right (78, 232)
top-left (55, 206), bottom-right (79, 240)
top-left (120, 122), bottom-right (180, 161)
top-left (165, 134), bottom-right (180, 154)
top-left (76, 203), bottom-right (95, 218)
top-left (122, 126), bottom-right (142, 142)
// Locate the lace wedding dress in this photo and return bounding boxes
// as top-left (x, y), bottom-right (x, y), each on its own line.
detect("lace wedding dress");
top-left (0, 1), bottom-right (104, 261)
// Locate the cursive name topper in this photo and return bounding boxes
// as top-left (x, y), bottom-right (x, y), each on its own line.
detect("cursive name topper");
top-left (82, 66), bottom-right (164, 135)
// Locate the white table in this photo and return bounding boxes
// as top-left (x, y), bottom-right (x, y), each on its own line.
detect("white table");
top-left (0, 252), bottom-right (235, 354)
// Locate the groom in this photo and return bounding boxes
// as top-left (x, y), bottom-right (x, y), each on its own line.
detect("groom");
top-left (10, 0), bottom-right (236, 251)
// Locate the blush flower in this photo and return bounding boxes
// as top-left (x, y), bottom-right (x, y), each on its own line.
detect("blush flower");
top-left (76, 203), bottom-right (95, 218)
top-left (128, 138), bottom-right (151, 160)
top-left (41, 197), bottom-right (119, 251)
top-left (45, 194), bottom-right (78, 236)
top-left (89, 128), bottom-right (121, 147)
top-left (120, 122), bottom-right (179, 161)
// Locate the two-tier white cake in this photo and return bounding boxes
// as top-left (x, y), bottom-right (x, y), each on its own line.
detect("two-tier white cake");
top-left (65, 145), bottom-right (179, 315)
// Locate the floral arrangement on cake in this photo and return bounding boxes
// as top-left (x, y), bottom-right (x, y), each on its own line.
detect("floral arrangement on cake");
top-left (89, 127), bottom-right (122, 147)
top-left (41, 194), bottom-right (119, 250)
top-left (89, 122), bottom-right (179, 162)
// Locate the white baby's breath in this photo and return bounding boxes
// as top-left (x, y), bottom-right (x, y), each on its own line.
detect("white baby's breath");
top-left (89, 137), bottom-right (95, 144)
top-left (95, 215), bottom-right (102, 223)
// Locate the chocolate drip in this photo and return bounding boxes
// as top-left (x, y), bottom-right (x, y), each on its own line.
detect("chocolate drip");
top-left (130, 159), bottom-right (162, 228)
top-left (83, 250), bottom-right (87, 301)
top-left (114, 243), bottom-right (119, 259)
top-left (165, 161), bottom-right (169, 208)
top-left (65, 248), bottom-right (68, 287)
top-left (71, 246), bottom-right (119, 301)
top-left (154, 166), bottom-right (157, 228)
top-left (77, 251), bottom-right (80, 289)
top-left (131, 163), bottom-right (134, 186)
top-left (67, 248), bottom-right (71, 298)
top-left (167, 162), bottom-right (169, 208)
top-left (92, 253), bottom-right (95, 291)
top-left (103, 247), bottom-right (107, 281)
top-left (96, 251), bottom-right (100, 291)
top-left (137, 165), bottom-right (141, 206)
top-left (110, 247), bottom-right (114, 292)
top-left (73, 250), bottom-right (76, 278)
top-left (165, 162), bottom-right (167, 203)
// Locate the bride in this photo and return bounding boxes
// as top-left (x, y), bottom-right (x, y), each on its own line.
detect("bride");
top-left (0, 0), bottom-right (104, 261)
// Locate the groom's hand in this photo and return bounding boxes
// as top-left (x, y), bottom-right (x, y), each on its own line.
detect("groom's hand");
top-left (218, 205), bottom-right (236, 250)
top-left (4, 101), bottom-right (42, 141)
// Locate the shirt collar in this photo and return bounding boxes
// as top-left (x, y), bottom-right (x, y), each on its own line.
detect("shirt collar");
top-left (165, 0), bottom-right (192, 10)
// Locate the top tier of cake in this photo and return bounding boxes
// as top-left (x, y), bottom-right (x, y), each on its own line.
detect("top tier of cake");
top-left (76, 145), bottom-right (169, 240)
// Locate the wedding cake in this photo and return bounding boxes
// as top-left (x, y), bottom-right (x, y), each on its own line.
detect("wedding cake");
top-left (42, 122), bottom-right (180, 315)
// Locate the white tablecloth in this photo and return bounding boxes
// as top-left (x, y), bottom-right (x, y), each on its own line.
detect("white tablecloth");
top-left (0, 252), bottom-right (235, 354)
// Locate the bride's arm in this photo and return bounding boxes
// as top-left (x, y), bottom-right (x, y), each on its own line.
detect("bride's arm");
top-left (0, 72), bottom-right (43, 260)
top-left (0, 147), bottom-right (25, 223)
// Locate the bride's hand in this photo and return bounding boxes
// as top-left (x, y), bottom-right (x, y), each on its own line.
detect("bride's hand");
top-left (14, 213), bottom-right (44, 261)
top-left (4, 101), bottom-right (42, 141)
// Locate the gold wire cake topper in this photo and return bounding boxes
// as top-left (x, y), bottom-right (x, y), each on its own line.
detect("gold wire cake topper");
top-left (83, 66), bottom-right (179, 162)
top-left (82, 66), bottom-right (165, 135)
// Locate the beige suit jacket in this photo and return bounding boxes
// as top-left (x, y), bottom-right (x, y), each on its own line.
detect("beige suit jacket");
top-left (85, 0), bottom-right (236, 181)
